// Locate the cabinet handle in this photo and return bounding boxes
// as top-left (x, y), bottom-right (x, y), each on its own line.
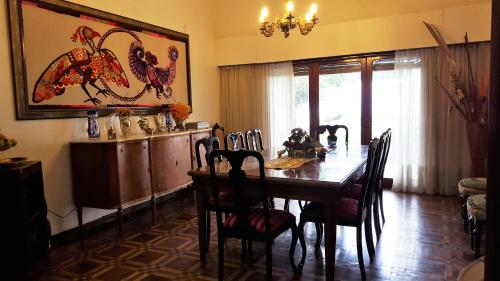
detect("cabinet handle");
top-left (120, 148), bottom-right (124, 152)
top-left (176, 160), bottom-right (179, 166)
top-left (143, 146), bottom-right (146, 150)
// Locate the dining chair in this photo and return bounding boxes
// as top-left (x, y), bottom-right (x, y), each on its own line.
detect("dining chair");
top-left (296, 138), bottom-right (382, 280)
top-left (195, 137), bottom-right (254, 259)
top-left (224, 132), bottom-right (246, 150)
top-left (211, 122), bottom-right (225, 141)
top-left (373, 129), bottom-right (392, 240)
top-left (245, 129), bottom-right (264, 152)
top-left (208, 149), bottom-right (306, 281)
top-left (316, 124), bottom-right (349, 147)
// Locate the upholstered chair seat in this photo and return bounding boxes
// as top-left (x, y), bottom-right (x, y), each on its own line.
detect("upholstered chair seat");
top-left (458, 178), bottom-right (487, 196)
top-left (467, 194), bottom-right (487, 221)
top-left (223, 208), bottom-right (296, 239)
top-left (466, 194), bottom-right (487, 259)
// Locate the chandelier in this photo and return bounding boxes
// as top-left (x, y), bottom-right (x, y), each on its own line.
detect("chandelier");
top-left (259, 1), bottom-right (318, 38)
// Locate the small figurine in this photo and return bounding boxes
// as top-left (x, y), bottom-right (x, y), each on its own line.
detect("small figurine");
top-left (138, 115), bottom-right (154, 134)
top-left (106, 113), bottom-right (117, 140)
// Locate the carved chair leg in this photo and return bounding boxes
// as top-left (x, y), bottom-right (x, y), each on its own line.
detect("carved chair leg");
top-left (241, 239), bottom-right (248, 263)
top-left (217, 233), bottom-right (224, 281)
top-left (205, 211), bottom-right (211, 254)
top-left (289, 224), bottom-right (300, 274)
top-left (356, 226), bottom-right (367, 280)
top-left (283, 199), bottom-right (290, 212)
top-left (314, 223), bottom-right (323, 249)
top-left (460, 194), bottom-right (469, 233)
top-left (364, 215), bottom-right (375, 261)
top-left (266, 240), bottom-right (273, 281)
top-left (469, 217), bottom-right (475, 250)
top-left (248, 240), bottom-right (254, 262)
top-left (473, 220), bottom-right (483, 259)
top-left (379, 189), bottom-right (386, 224)
top-left (373, 197), bottom-right (382, 240)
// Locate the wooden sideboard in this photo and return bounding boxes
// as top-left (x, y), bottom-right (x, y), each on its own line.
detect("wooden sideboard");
top-left (70, 129), bottom-right (210, 235)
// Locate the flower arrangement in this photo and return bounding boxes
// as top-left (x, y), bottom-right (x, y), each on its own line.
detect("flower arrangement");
top-left (170, 102), bottom-right (191, 121)
top-left (170, 102), bottom-right (191, 130)
top-left (0, 129), bottom-right (17, 151)
top-left (282, 128), bottom-right (324, 158)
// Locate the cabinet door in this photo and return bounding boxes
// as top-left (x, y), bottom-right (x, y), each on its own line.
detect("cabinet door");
top-left (117, 140), bottom-right (151, 204)
top-left (174, 134), bottom-right (193, 187)
top-left (150, 137), bottom-right (178, 193)
top-left (190, 131), bottom-right (210, 169)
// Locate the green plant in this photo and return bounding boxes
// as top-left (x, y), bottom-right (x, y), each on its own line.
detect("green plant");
top-left (0, 130), bottom-right (17, 151)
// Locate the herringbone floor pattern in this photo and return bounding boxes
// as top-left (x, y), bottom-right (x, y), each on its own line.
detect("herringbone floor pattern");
top-left (36, 192), bottom-right (477, 280)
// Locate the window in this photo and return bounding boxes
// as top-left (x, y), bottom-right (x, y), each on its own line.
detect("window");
top-left (292, 53), bottom-right (395, 145)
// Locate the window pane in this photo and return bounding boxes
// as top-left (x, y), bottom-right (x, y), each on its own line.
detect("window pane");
top-left (319, 63), bottom-right (361, 145)
top-left (293, 73), bottom-right (309, 131)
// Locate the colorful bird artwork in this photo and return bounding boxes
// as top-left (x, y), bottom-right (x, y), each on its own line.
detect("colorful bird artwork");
top-left (32, 25), bottom-right (179, 106)
top-left (128, 41), bottom-right (178, 99)
top-left (33, 26), bottom-right (130, 105)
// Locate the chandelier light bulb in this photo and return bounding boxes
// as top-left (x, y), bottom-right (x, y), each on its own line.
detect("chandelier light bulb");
top-left (305, 12), bottom-right (313, 22)
top-left (310, 3), bottom-right (318, 14)
top-left (286, 1), bottom-right (294, 13)
top-left (261, 7), bottom-right (269, 18)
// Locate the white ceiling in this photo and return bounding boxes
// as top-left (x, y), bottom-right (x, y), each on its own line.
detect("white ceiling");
top-left (213, 0), bottom-right (490, 38)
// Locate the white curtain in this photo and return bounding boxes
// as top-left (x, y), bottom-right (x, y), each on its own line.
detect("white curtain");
top-left (220, 62), bottom-right (294, 148)
top-left (267, 63), bottom-right (295, 147)
top-left (392, 43), bottom-right (490, 194)
top-left (392, 49), bottom-right (438, 193)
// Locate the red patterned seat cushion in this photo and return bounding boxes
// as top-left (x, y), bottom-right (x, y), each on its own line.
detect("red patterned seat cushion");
top-left (301, 198), bottom-right (359, 226)
top-left (223, 208), bottom-right (296, 236)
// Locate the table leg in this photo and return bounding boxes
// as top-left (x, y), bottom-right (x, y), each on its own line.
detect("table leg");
top-left (324, 196), bottom-right (338, 280)
top-left (195, 183), bottom-right (208, 265)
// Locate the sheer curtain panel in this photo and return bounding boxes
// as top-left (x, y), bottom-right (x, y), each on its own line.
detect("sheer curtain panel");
top-left (392, 43), bottom-right (490, 194)
top-left (219, 62), bottom-right (294, 149)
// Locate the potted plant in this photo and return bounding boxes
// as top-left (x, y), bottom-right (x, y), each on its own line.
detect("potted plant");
top-left (424, 22), bottom-right (489, 176)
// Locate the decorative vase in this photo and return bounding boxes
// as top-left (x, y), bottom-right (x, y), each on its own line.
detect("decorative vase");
top-left (466, 122), bottom-right (488, 177)
top-left (119, 115), bottom-right (132, 137)
top-left (87, 110), bottom-right (100, 138)
top-left (174, 118), bottom-right (185, 131)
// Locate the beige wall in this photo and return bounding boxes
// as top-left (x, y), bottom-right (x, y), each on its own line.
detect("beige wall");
top-left (215, 3), bottom-right (492, 65)
top-left (0, 0), bottom-right (219, 234)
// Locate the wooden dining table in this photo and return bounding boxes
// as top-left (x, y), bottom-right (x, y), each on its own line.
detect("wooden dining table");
top-left (188, 145), bottom-right (368, 280)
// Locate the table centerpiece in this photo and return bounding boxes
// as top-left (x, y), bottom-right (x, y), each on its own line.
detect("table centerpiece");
top-left (282, 128), bottom-right (326, 158)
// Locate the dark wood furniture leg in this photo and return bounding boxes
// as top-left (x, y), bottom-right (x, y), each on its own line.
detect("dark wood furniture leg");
top-left (117, 207), bottom-right (123, 237)
top-left (324, 196), bottom-right (338, 281)
top-left (151, 195), bottom-right (157, 223)
top-left (474, 220), bottom-right (484, 259)
top-left (196, 187), bottom-right (208, 265)
top-left (77, 206), bottom-right (83, 241)
top-left (460, 194), bottom-right (469, 233)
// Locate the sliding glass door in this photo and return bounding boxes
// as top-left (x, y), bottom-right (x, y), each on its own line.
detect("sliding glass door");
top-left (319, 61), bottom-right (362, 145)
top-left (293, 53), bottom-right (394, 145)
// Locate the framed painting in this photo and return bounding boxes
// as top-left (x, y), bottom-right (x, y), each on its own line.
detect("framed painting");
top-left (8, 0), bottom-right (192, 119)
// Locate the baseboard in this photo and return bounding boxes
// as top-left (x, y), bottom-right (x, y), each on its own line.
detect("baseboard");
top-left (50, 188), bottom-right (193, 246)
